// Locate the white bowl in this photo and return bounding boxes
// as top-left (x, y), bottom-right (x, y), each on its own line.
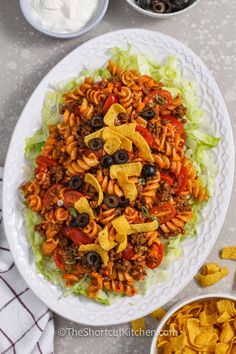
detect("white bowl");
top-left (126, 0), bottom-right (200, 18)
top-left (19, 0), bottom-right (109, 39)
top-left (150, 293), bottom-right (236, 354)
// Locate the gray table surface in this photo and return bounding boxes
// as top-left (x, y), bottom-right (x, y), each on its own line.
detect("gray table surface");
top-left (1, 1), bottom-right (236, 353)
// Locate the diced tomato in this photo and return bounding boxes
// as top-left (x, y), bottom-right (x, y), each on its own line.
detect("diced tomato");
top-left (123, 244), bottom-right (135, 260)
top-left (36, 155), bottom-right (57, 167)
top-left (160, 173), bottom-right (174, 186)
top-left (62, 227), bottom-right (92, 245)
top-left (43, 184), bottom-right (63, 207)
top-left (163, 116), bottom-right (184, 136)
top-left (150, 203), bottom-right (176, 224)
top-left (63, 190), bottom-right (84, 209)
top-left (35, 165), bottom-right (48, 174)
top-left (177, 167), bottom-right (188, 195)
top-left (136, 126), bottom-right (154, 146)
top-left (102, 94), bottom-right (119, 114)
top-left (143, 89), bottom-right (173, 109)
top-left (53, 248), bottom-right (65, 271)
top-left (146, 242), bottom-right (164, 269)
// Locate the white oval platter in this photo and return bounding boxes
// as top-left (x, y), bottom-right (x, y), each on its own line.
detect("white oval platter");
top-left (3, 29), bottom-right (234, 326)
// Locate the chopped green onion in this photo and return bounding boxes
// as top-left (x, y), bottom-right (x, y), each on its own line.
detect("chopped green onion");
top-left (65, 259), bottom-right (75, 265)
top-left (141, 205), bottom-right (150, 219)
top-left (69, 248), bottom-right (77, 256)
top-left (149, 123), bottom-right (155, 129)
top-left (139, 178), bottom-right (146, 186)
top-left (151, 215), bottom-right (158, 221)
top-left (69, 207), bottom-right (77, 218)
top-left (156, 96), bottom-right (166, 105)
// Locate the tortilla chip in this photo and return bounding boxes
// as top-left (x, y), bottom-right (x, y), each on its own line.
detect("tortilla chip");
top-left (217, 300), bottom-right (235, 316)
top-left (116, 234), bottom-right (127, 253)
top-left (220, 322), bottom-right (235, 343)
top-left (79, 244), bottom-right (108, 265)
top-left (128, 220), bottom-right (159, 234)
top-left (195, 266), bottom-right (229, 287)
top-left (110, 162), bottom-right (142, 179)
top-left (221, 246), bottom-right (236, 260)
top-left (98, 227), bottom-right (117, 251)
top-left (103, 135), bottom-right (121, 155)
top-left (157, 341), bottom-right (172, 354)
top-left (170, 334), bottom-right (185, 351)
top-left (129, 130), bottom-right (154, 162)
top-left (74, 197), bottom-right (94, 218)
top-left (150, 307), bottom-right (166, 320)
top-left (102, 127), bottom-right (133, 151)
top-left (131, 318), bottom-right (145, 335)
top-left (195, 329), bottom-right (218, 346)
top-left (117, 171), bottom-right (138, 201)
top-left (111, 123), bottom-right (136, 136)
top-left (202, 263), bottom-right (220, 275)
top-left (184, 348), bottom-right (197, 354)
top-left (199, 310), bottom-right (218, 326)
top-left (215, 343), bottom-right (229, 354)
top-left (84, 127), bottom-right (104, 145)
top-left (85, 173), bottom-right (104, 205)
top-left (186, 318), bottom-right (201, 346)
top-left (104, 103), bottom-right (126, 126)
top-left (112, 215), bottom-right (130, 235)
top-left (217, 311), bottom-right (232, 323)
top-left (110, 123), bottom-right (154, 162)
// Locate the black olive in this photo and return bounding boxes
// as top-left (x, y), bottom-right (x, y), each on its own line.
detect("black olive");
top-left (156, 95), bottom-right (166, 105)
top-left (86, 252), bottom-right (102, 270)
top-left (90, 116), bottom-right (104, 129)
top-left (76, 213), bottom-right (90, 228)
top-left (70, 219), bottom-right (78, 228)
top-left (139, 109), bottom-right (155, 120)
top-left (164, 0), bottom-right (173, 13)
top-left (135, 0), bottom-right (152, 9)
top-left (114, 150), bottom-right (129, 164)
top-left (119, 196), bottom-right (130, 208)
top-left (152, 0), bottom-right (165, 13)
top-left (172, 0), bottom-right (188, 11)
top-left (69, 176), bottom-right (83, 190)
top-left (88, 138), bottom-right (104, 151)
top-left (104, 195), bottom-right (119, 209)
top-left (142, 164), bottom-right (157, 178)
top-left (101, 155), bottom-right (114, 168)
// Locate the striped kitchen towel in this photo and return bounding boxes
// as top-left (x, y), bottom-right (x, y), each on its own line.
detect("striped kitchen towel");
top-left (0, 167), bottom-right (54, 354)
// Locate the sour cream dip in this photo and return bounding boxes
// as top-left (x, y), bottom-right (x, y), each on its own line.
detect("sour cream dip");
top-left (31, 0), bottom-right (98, 33)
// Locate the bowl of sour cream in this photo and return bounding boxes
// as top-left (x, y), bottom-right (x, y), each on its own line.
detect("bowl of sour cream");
top-left (20, 0), bottom-right (109, 38)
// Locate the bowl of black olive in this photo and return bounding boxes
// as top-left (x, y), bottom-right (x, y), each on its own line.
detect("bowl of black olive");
top-left (126, 0), bottom-right (200, 17)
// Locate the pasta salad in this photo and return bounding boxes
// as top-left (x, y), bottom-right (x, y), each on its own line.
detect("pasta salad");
top-left (20, 47), bottom-right (220, 304)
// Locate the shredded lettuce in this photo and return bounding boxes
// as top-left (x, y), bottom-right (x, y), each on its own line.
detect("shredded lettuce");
top-left (24, 208), bottom-right (63, 285)
top-left (25, 91), bottom-right (63, 166)
top-left (41, 91), bottom-right (64, 136)
top-left (23, 45), bottom-right (220, 304)
top-left (25, 129), bottom-right (45, 166)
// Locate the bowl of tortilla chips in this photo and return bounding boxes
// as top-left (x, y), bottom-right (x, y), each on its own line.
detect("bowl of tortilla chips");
top-left (150, 293), bottom-right (236, 354)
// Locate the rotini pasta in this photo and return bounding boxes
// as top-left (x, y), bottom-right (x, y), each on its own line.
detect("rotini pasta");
top-left (66, 153), bottom-right (99, 175)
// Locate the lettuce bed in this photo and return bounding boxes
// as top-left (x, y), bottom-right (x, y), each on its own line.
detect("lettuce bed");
top-left (23, 46), bottom-right (220, 305)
